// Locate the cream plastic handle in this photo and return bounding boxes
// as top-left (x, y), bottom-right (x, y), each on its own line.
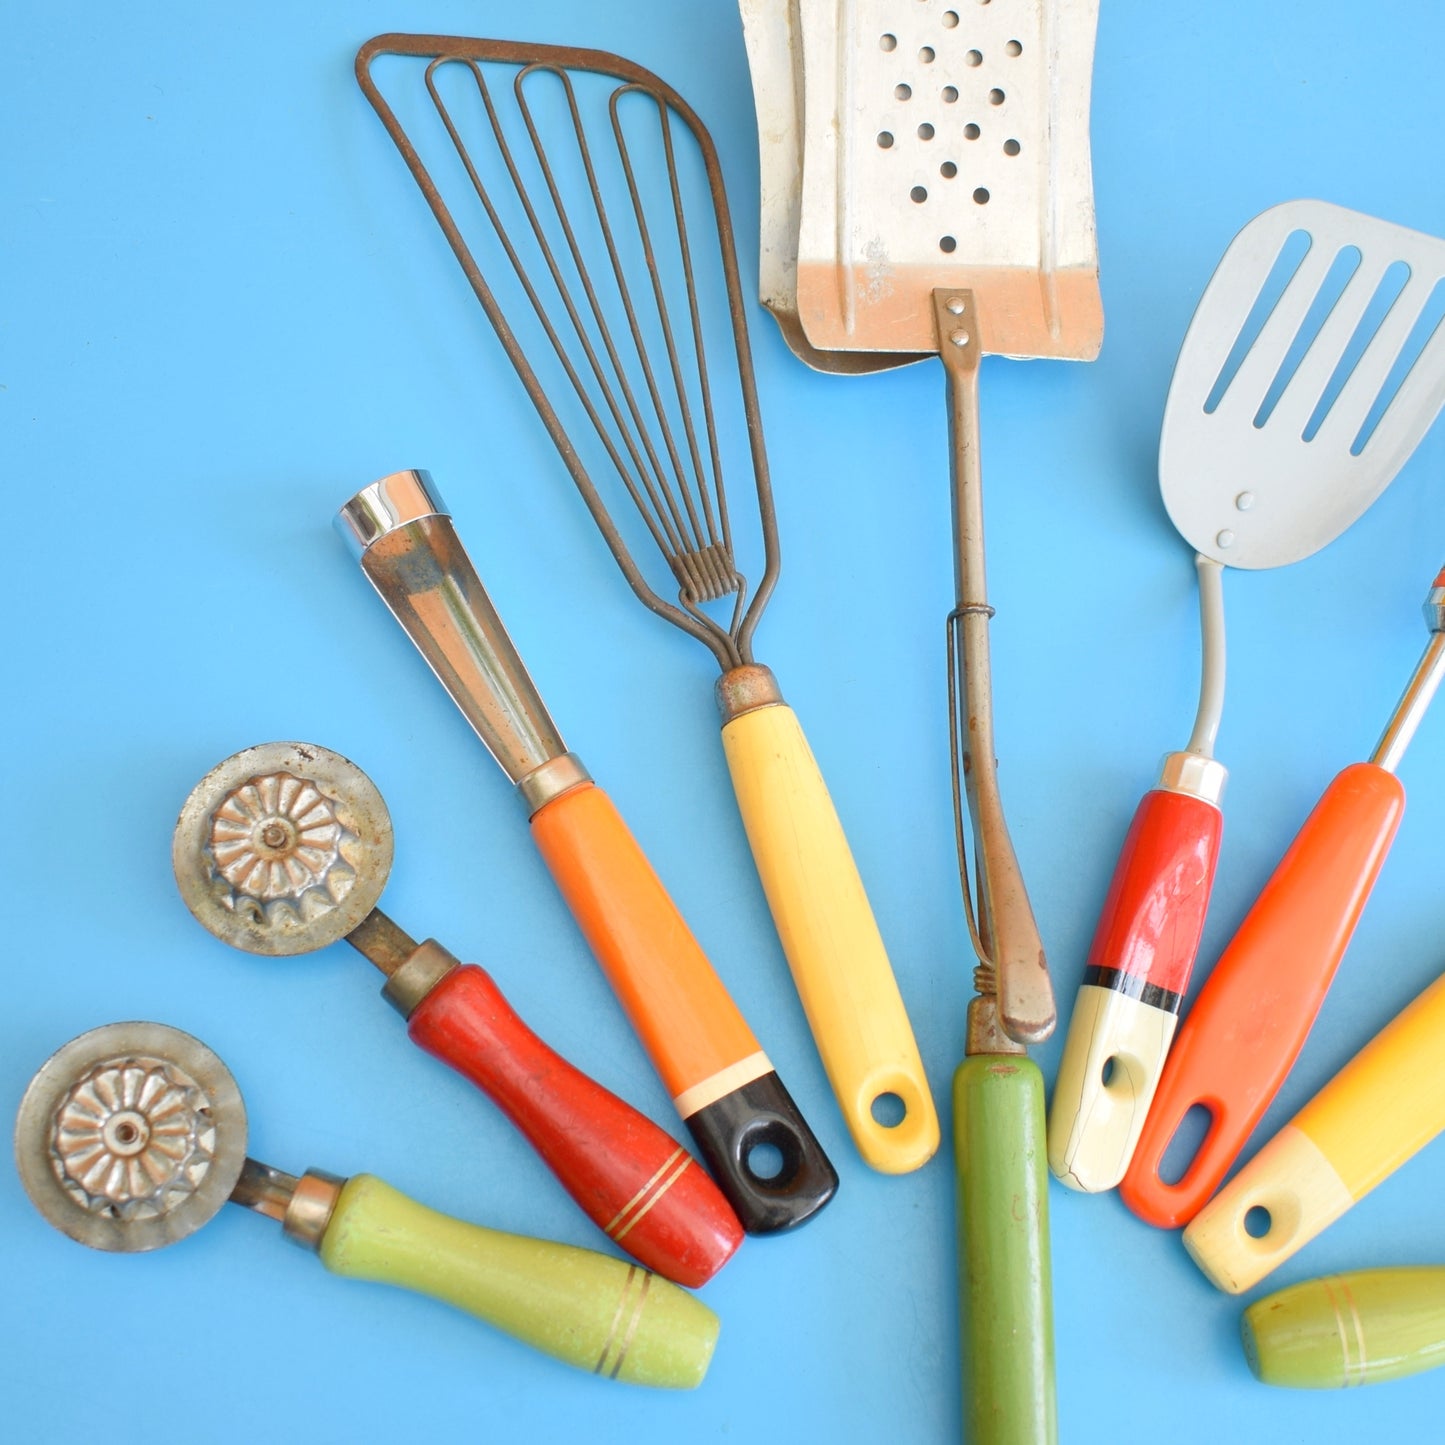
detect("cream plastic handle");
top-left (721, 701), bottom-right (940, 1173)
top-left (318, 1174), bottom-right (719, 1388)
top-left (1184, 969), bottom-right (1445, 1294)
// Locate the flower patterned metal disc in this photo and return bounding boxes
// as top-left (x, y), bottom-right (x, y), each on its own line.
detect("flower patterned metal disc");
top-left (173, 742), bottom-right (393, 957)
top-left (14, 1022), bottom-right (248, 1252)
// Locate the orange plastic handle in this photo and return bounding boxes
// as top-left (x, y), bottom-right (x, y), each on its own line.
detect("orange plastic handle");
top-left (1120, 762), bottom-right (1405, 1228)
top-left (529, 782), bottom-right (765, 1110)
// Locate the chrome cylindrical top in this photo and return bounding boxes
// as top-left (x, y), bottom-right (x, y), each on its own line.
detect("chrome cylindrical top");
top-left (337, 468), bottom-right (449, 559)
top-left (337, 470), bottom-right (569, 785)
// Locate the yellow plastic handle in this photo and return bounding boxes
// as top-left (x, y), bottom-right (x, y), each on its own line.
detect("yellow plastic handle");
top-left (318, 1174), bottom-right (719, 1388)
top-left (1184, 969), bottom-right (1445, 1294)
top-left (721, 701), bottom-right (939, 1173)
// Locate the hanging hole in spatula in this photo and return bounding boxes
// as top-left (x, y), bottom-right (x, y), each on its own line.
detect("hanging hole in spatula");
top-left (1158, 1102), bottom-right (1214, 1186)
top-left (871, 1092), bottom-right (906, 1128)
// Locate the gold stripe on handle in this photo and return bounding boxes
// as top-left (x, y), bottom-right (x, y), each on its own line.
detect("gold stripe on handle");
top-left (1326, 1277), bottom-right (1369, 1387)
top-left (606, 1150), bottom-right (690, 1242)
top-left (595, 1265), bottom-right (643, 1377)
top-left (672, 1051), bottom-right (772, 1118)
top-left (594, 1266), bottom-right (652, 1380)
top-left (605, 1147), bottom-right (687, 1237)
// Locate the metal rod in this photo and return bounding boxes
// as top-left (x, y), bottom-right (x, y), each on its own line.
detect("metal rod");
top-left (1371, 630), bottom-right (1445, 774)
top-left (346, 909), bottom-right (418, 978)
top-left (229, 1158), bottom-right (298, 1223)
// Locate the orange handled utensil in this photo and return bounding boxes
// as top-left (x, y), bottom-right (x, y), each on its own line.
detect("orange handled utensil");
top-left (1122, 568), bottom-right (1445, 1227)
top-left (338, 469), bottom-right (837, 1234)
top-left (1052, 200), bottom-right (1445, 1193)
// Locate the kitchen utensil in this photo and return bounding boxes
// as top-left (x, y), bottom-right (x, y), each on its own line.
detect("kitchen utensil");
top-left (1184, 962), bottom-right (1445, 1294)
top-left (737, 0), bottom-right (913, 374)
top-left (1048, 557), bottom-right (1227, 1193)
top-left (795, 0), bottom-right (1104, 1048)
top-left (338, 469), bottom-right (837, 1232)
top-left (954, 998), bottom-right (1054, 1444)
top-left (1125, 562), bottom-right (1445, 1229)
top-left (14, 1022), bottom-right (718, 1388)
top-left (172, 739), bottom-right (741, 1285)
top-left (1242, 1267), bottom-right (1445, 1388)
top-left (354, 34), bottom-right (937, 1175)
top-left (1055, 201), bottom-right (1445, 1198)
top-left (789, 8), bottom-right (1103, 1435)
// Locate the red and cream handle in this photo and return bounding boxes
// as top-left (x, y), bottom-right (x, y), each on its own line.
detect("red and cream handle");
top-left (530, 780), bottom-right (839, 1235)
top-left (405, 960), bottom-right (742, 1286)
top-left (1184, 968), bottom-right (1445, 1294)
top-left (1120, 763), bottom-right (1404, 1227)
top-left (1048, 759), bottom-right (1224, 1193)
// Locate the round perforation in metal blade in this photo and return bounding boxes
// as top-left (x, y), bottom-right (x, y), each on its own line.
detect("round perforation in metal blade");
top-left (14, 1022), bottom-right (248, 1252)
top-left (173, 741), bottom-right (393, 957)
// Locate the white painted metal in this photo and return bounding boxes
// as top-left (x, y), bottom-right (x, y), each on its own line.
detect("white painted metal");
top-left (1162, 200), bottom-right (1445, 570)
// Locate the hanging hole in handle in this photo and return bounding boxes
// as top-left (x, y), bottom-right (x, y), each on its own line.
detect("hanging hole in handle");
top-left (746, 1141), bottom-right (785, 1180)
top-left (741, 1120), bottom-right (804, 1189)
top-left (870, 1092), bottom-right (907, 1128)
top-left (1158, 1103), bottom-right (1214, 1185)
top-left (1100, 1056), bottom-right (1117, 1088)
top-left (1243, 1205), bottom-right (1272, 1239)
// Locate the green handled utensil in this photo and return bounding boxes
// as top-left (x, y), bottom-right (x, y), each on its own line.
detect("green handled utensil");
top-left (1243, 1267), bottom-right (1445, 1388)
top-left (954, 970), bottom-right (1055, 1443)
top-left (14, 1022), bottom-right (718, 1389)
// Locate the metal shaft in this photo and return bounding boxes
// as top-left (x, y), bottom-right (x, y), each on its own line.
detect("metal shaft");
top-left (935, 289), bottom-right (1055, 1046)
top-left (1370, 576), bottom-right (1445, 774)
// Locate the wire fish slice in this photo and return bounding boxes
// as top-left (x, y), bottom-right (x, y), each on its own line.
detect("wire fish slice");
top-left (356, 33), bottom-right (939, 1174)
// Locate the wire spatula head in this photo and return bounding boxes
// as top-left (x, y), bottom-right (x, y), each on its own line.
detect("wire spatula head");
top-left (357, 35), bottom-right (778, 673)
top-left (1161, 200), bottom-right (1445, 570)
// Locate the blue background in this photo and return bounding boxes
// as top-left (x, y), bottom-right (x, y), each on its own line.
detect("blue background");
top-left (3, 2), bottom-right (1443, 1441)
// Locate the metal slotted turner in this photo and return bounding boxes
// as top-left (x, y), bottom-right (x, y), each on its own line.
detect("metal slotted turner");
top-left (1112, 199), bottom-right (1445, 1229)
top-left (356, 35), bottom-right (939, 1174)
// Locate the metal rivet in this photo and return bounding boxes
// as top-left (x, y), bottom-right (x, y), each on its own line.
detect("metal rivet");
top-left (946, 296), bottom-right (966, 314)
top-left (1216, 529), bottom-right (1235, 549)
top-left (1236, 491), bottom-right (1255, 511)
top-left (949, 329), bottom-right (970, 347)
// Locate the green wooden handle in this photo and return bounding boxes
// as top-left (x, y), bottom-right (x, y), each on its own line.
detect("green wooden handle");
top-left (318, 1174), bottom-right (719, 1388)
top-left (1243, 1267), bottom-right (1445, 1388)
top-left (954, 1056), bottom-right (1056, 1444)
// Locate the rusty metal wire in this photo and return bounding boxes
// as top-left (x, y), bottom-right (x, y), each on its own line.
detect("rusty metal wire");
top-left (357, 34), bottom-right (780, 672)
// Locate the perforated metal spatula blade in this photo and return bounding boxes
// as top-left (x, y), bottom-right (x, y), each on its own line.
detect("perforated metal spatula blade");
top-left (1162, 200), bottom-right (1445, 570)
top-left (794, 0), bottom-right (1103, 360)
top-left (739, 0), bottom-right (916, 373)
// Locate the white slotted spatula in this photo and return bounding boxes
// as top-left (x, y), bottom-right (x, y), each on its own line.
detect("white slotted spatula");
top-left (1049, 199), bottom-right (1445, 1214)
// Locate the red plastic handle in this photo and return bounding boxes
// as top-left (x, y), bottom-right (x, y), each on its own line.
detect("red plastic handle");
top-left (407, 963), bottom-right (743, 1286)
top-left (1085, 787), bottom-right (1223, 1003)
top-left (1120, 763), bottom-right (1405, 1228)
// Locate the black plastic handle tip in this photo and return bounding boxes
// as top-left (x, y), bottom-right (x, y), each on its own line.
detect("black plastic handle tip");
top-left (684, 1071), bottom-right (838, 1234)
